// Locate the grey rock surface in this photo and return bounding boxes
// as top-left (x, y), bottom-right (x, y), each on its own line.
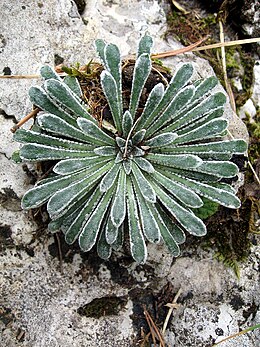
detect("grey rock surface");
top-left (0, 1), bottom-right (258, 347)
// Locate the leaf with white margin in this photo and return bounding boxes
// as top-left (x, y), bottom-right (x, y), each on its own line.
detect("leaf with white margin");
top-left (77, 118), bottom-right (115, 146)
top-left (148, 153), bottom-right (202, 169)
top-left (100, 163), bottom-right (121, 192)
top-left (145, 133), bottom-right (178, 148)
top-left (131, 162), bottom-right (156, 203)
top-left (111, 168), bottom-right (126, 227)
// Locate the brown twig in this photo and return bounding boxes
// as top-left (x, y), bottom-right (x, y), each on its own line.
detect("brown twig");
top-left (143, 307), bottom-right (166, 347)
top-left (10, 108), bottom-right (40, 133)
top-left (161, 288), bottom-right (182, 340)
top-left (152, 36), bottom-right (209, 59)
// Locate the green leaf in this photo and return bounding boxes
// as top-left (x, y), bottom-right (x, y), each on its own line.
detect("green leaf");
top-left (45, 79), bottom-right (94, 123)
top-left (101, 71), bottom-right (122, 133)
top-left (40, 66), bottom-right (61, 81)
top-left (133, 157), bottom-right (155, 173)
top-left (37, 113), bottom-right (93, 143)
top-left (132, 181), bottom-right (160, 243)
top-left (97, 217), bottom-right (112, 260)
top-left (111, 168), bottom-right (126, 227)
top-left (151, 180), bottom-right (207, 236)
top-left (63, 75), bottom-right (82, 98)
top-left (196, 161), bottom-right (239, 178)
top-left (132, 129), bottom-right (146, 145)
top-left (22, 168), bottom-right (91, 209)
top-left (122, 110), bottom-right (133, 138)
top-left (79, 185), bottom-right (114, 252)
top-left (129, 53), bottom-right (151, 117)
top-left (29, 86), bottom-right (78, 126)
top-left (173, 118), bottom-right (228, 144)
top-left (105, 215), bottom-right (119, 245)
top-left (47, 162), bottom-right (113, 219)
top-left (126, 178), bottom-right (147, 263)
top-left (95, 39), bottom-right (106, 64)
top-left (148, 153), bottom-right (202, 169)
top-left (100, 162), bottom-right (121, 192)
top-left (53, 156), bottom-right (112, 175)
top-left (123, 159), bottom-right (132, 175)
top-left (77, 117), bottom-right (115, 146)
top-left (151, 63), bottom-right (194, 117)
top-left (165, 92), bottom-right (226, 132)
top-left (168, 172), bottom-right (241, 208)
top-left (135, 83), bottom-right (164, 131)
top-left (153, 170), bottom-right (203, 208)
top-left (20, 143), bottom-right (94, 161)
top-left (145, 133), bottom-right (178, 148)
top-left (94, 146), bottom-right (117, 156)
top-left (155, 204), bottom-right (186, 245)
top-left (190, 76), bottom-right (218, 102)
top-left (132, 162), bottom-right (156, 203)
top-left (111, 223), bottom-right (124, 251)
top-left (105, 43), bottom-right (122, 116)
top-left (14, 128), bottom-right (92, 151)
top-left (149, 204), bottom-right (180, 256)
top-left (65, 187), bottom-right (103, 244)
top-left (137, 34), bottom-right (153, 57)
top-left (145, 85), bottom-right (195, 137)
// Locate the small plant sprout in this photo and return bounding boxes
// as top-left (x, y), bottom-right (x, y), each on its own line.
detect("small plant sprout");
top-left (13, 35), bottom-right (247, 263)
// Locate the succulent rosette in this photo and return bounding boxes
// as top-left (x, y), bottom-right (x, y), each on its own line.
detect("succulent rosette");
top-left (13, 35), bottom-right (247, 263)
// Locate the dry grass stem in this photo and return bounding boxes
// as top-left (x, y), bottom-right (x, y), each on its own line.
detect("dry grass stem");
top-left (11, 108), bottom-right (40, 133)
top-left (161, 288), bottom-right (182, 338)
top-left (143, 308), bottom-right (166, 347)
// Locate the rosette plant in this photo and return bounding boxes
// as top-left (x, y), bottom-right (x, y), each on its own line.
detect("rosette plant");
top-left (13, 35), bottom-right (247, 263)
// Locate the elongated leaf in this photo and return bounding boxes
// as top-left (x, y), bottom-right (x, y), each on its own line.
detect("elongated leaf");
top-left (132, 162), bottom-right (156, 203)
top-left (137, 34), bottom-right (153, 57)
top-left (132, 180), bottom-right (160, 243)
top-left (100, 71), bottom-right (122, 133)
top-left (148, 153), bottom-right (202, 169)
top-left (37, 113), bottom-right (94, 144)
top-left (105, 215), bottom-right (119, 244)
top-left (129, 53), bottom-right (151, 117)
top-left (190, 76), bottom-right (218, 102)
top-left (146, 85), bottom-right (195, 137)
top-left (173, 118), bottom-right (228, 144)
top-left (156, 204), bottom-right (186, 245)
top-left (132, 129), bottom-right (146, 145)
top-left (77, 118), bottom-right (115, 146)
top-left (153, 171), bottom-right (203, 208)
top-left (151, 180), bottom-right (207, 236)
top-left (95, 39), bottom-right (106, 64)
top-left (63, 75), bottom-right (82, 98)
top-left (151, 63), bottom-right (193, 118)
top-left (20, 143), bottom-right (94, 161)
top-left (22, 168), bottom-right (91, 209)
top-left (79, 186), bottom-right (114, 252)
top-left (14, 128), bottom-right (92, 151)
top-left (47, 161), bottom-right (113, 219)
top-left (158, 139), bottom-right (248, 155)
top-left (100, 162), bottom-right (120, 192)
top-left (65, 187), bottom-right (103, 244)
top-left (133, 157), bottom-right (154, 173)
top-left (29, 86), bottom-right (77, 126)
top-left (97, 216), bottom-right (112, 259)
top-left (105, 43), bottom-right (122, 115)
top-left (145, 133), bottom-right (178, 148)
top-left (53, 156), bottom-right (112, 175)
top-left (111, 169), bottom-right (126, 227)
top-left (122, 110), bottom-right (133, 138)
top-left (135, 83), bottom-right (164, 131)
top-left (164, 92), bottom-right (226, 132)
top-left (149, 204), bottom-right (180, 256)
top-left (177, 108), bottom-right (224, 135)
top-left (196, 161), bottom-right (239, 178)
top-left (111, 223), bottom-right (124, 251)
top-left (168, 172), bottom-right (241, 208)
top-left (45, 79), bottom-right (94, 122)
top-left (94, 146), bottom-right (117, 156)
top-left (40, 65), bottom-right (61, 81)
top-left (123, 159), bottom-right (132, 175)
top-left (126, 178), bottom-right (147, 263)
